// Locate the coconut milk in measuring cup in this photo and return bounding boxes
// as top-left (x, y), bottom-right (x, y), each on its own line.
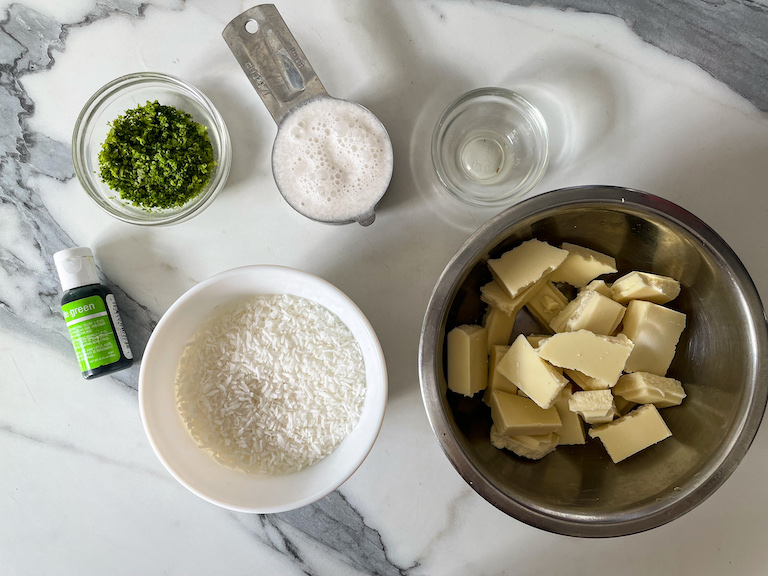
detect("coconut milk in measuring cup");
top-left (223, 4), bottom-right (393, 226)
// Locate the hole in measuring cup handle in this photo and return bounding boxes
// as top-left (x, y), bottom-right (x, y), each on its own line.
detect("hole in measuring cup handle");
top-left (224, 5), bottom-right (392, 227)
top-left (245, 19), bottom-right (259, 34)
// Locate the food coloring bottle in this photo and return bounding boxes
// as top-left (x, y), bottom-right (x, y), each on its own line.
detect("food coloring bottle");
top-left (54, 247), bottom-right (133, 379)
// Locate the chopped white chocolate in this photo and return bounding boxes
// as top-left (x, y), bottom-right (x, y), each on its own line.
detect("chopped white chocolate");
top-left (443, 239), bottom-right (689, 465)
top-left (549, 290), bottom-right (626, 335)
top-left (536, 330), bottom-right (634, 385)
top-left (611, 271), bottom-right (681, 304)
top-left (489, 390), bottom-right (562, 436)
top-left (553, 385), bottom-right (586, 445)
top-left (522, 340), bottom-right (564, 375)
top-left (490, 426), bottom-right (559, 460)
top-left (480, 280), bottom-right (539, 317)
top-left (589, 404), bottom-right (672, 463)
top-left (580, 279), bottom-right (612, 298)
top-left (620, 300), bottom-right (686, 375)
top-left (447, 325), bottom-right (488, 396)
top-left (483, 306), bottom-right (516, 353)
top-left (483, 345), bottom-right (517, 405)
top-left (497, 334), bottom-right (569, 409)
top-left (613, 372), bottom-right (686, 408)
top-left (524, 281), bottom-right (569, 329)
top-left (487, 239), bottom-right (568, 299)
top-left (549, 242), bottom-right (618, 287)
top-left (568, 390), bottom-right (618, 424)
top-left (613, 395), bottom-right (637, 416)
top-left (564, 368), bottom-right (613, 390)
top-left (526, 334), bottom-right (549, 348)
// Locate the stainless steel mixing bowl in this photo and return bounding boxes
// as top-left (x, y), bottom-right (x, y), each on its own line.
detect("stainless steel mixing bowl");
top-left (419, 185), bottom-right (768, 537)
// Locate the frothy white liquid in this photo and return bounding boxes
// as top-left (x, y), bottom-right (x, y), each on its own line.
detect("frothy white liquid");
top-left (272, 97), bottom-right (393, 222)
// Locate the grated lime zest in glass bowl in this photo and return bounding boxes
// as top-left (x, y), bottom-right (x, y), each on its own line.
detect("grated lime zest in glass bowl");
top-left (98, 100), bottom-right (216, 211)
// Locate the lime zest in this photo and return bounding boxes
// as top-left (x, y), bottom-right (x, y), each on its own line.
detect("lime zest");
top-left (98, 100), bottom-right (216, 211)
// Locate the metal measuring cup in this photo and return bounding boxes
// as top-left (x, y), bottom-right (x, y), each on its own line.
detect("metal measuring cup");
top-left (223, 4), bottom-right (393, 226)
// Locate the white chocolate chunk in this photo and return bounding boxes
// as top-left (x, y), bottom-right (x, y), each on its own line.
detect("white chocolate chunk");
top-left (480, 280), bottom-right (539, 317)
top-left (490, 390), bottom-right (562, 436)
top-left (611, 271), bottom-right (681, 304)
top-left (487, 239), bottom-right (568, 299)
top-left (490, 426), bottom-right (560, 460)
top-left (483, 345), bottom-right (517, 405)
top-left (589, 404), bottom-right (672, 463)
top-left (447, 325), bottom-right (488, 396)
top-left (524, 281), bottom-right (569, 329)
top-left (549, 290), bottom-right (626, 335)
top-left (580, 279), bottom-right (612, 297)
top-left (564, 368), bottom-right (613, 390)
top-left (613, 395), bottom-right (637, 416)
top-left (497, 334), bottom-right (569, 409)
top-left (553, 385), bottom-right (586, 445)
top-left (620, 300), bottom-right (686, 375)
top-left (549, 242), bottom-right (618, 287)
top-left (568, 390), bottom-right (618, 424)
top-left (613, 372), bottom-right (686, 408)
top-left (483, 306), bottom-right (516, 353)
top-left (536, 330), bottom-right (634, 385)
top-left (526, 334), bottom-right (549, 348)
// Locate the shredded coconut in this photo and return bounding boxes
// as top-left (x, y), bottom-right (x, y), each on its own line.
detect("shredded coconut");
top-left (175, 294), bottom-right (366, 474)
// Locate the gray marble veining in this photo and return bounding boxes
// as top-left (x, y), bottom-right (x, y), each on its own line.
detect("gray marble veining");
top-left (237, 493), bottom-right (412, 575)
top-left (0, 2), bottom-right (155, 390)
top-left (0, 4), bottom-right (407, 575)
top-left (2, 0), bottom-right (764, 395)
top-left (499, 0), bottom-right (768, 112)
top-left (1, 1), bottom-right (765, 574)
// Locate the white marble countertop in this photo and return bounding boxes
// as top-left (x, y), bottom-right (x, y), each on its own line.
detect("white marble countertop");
top-left (2, 0), bottom-right (768, 574)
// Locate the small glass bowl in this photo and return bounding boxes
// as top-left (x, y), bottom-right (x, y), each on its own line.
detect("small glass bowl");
top-left (72, 72), bottom-right (232, 226)
top-left (432, 87), bottom-right (549, 207)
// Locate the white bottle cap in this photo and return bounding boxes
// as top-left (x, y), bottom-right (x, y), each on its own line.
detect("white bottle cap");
top-left (54, 247), bottom-right (101, 292)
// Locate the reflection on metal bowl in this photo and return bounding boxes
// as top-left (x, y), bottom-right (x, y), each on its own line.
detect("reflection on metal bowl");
top-left (419, 185), bottom-right (768, 537)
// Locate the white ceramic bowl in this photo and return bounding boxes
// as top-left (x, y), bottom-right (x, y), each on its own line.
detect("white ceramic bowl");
top-left (139, 266), bottom-right (387, 513)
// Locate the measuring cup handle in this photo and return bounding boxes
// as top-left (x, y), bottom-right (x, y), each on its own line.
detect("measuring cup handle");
top-left (223, 4), bottom-right (329, 125)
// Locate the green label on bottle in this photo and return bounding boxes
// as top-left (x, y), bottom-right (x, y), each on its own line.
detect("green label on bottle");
top-left (62, 295), bottom-right (120, 372)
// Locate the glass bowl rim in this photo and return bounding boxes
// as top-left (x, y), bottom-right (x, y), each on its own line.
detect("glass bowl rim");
top-left (431, 86), bottom-right (550, 208)
top-left (71, 71), bottom-right (232, 226)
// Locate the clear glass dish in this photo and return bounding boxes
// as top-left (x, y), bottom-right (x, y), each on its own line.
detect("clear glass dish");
top-left (72, 72), bottom-right (232, 226)
top-left (432, 87), bottom-right (549, 207)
